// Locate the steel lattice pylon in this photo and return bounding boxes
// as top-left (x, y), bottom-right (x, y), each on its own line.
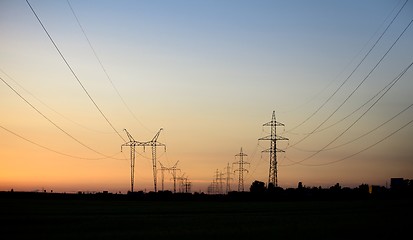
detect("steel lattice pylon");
top-left (121, 128), bottom-right (166, 192)
top-left (138, 128), bottom-right (166, 192)
top-left (259, 111), bottom-right (288, 188)
top-left (121, 129), bottom-right (138, 192)
top-left (233, 147), bottom-right (249, 192)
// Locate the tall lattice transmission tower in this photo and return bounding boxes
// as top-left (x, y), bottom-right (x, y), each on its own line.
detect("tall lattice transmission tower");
top-left (259, 111), bottom-right (288, 188)
top-left (233, 147), bottom-right (249, 192)
top-left (137, 128), bottom-right (166, 192)
top-left (121, 129), bottom-right (138, 192)
top-left (121, 128), bottom-right (166, 193)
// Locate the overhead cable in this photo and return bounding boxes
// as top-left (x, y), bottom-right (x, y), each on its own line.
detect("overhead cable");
top-left (0, 124), bottom-right (124, 160)
top-left (292, 59), bottom-right (413, 164)
top-left (290, 15), bottom-right (413, 148)
top-left (0, 75), bottom-right (123, 160)
top-left (26, 0), bottom-right (126, 142)
top-left (66, 0), bottom-right (153, 134)
top-left (293, 118), bottom-right (413, 167)
top-left (0, 67), bottom-right (112, 134)
top-left (286, 0), bottom-right (409, 134)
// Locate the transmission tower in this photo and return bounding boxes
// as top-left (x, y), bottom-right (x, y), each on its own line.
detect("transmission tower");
top-left (158, 161), bottom-right (168, 191)
top-left (183, 177), bottom-right (191, 193)
top-left (169, 161), bottom-right (180, 193)
top-left (120, 129), bottom-right (138, 192)
top-left (214, 169), bottom-right (224, 194)
top-left (176, 174), bottom-right (191, 193)
top-left (259, 111), bottom-right (288, 187)
top-left (177, 173), bottom-right (186, 193)
top-left (159, 160), bottom-right (180, 192)
top-left (233, 147), bottom-right (249, 192)
top-left (135, 128), bottom-right (166, 192)
top-left (225, 162), bottom-right (233, 194)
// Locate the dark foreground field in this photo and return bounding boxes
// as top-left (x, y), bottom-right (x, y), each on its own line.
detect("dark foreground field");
top-left (0, 194), bottom-right (410, 239)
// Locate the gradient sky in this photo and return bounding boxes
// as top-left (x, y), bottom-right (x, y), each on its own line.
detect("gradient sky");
top-left (1, 0), bottom-right (412, 193)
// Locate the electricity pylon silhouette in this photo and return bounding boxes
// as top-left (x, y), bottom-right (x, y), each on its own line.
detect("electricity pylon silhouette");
top-left (169, 160), bottom-right (180, 193)
top-left (159, 160), bottom-right (180, 192)
top-left (158, 161), bottom-right (168, 191)
top-left (225, 162), bottom-right (233, 194)
top-left (182, 177), bottom-right (191, 193)
top-left (214, 169), bottom-right (224, 194)
top-left (177, 173), bottom-right (186, 193)
top-left (121, 129), bottom-right (138, 192)
top-left (233, 147), bottom-right (249, 192)
top-left (259, 111), bottom-right (288, 188)
top-left (176, 173), bottom-right (191, 193)
top-left (136, 128), bottom-right (166, 192)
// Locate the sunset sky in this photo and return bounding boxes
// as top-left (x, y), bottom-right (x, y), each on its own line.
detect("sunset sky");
top-left (1, 0), bottom-right (412, 193)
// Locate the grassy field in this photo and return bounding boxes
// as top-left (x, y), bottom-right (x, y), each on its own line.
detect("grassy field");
top-left (0, 196), bottom-right (410, 239)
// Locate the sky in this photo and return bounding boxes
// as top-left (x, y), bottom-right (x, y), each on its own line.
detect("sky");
top-left (1, 0), bottom-right (412, 193)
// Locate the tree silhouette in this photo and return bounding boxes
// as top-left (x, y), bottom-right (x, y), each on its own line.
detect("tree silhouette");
top-left (250, 180), bottom-right (266, 193)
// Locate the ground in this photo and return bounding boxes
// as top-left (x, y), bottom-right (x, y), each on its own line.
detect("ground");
top-left (0, 195), bottom-right (410, 239)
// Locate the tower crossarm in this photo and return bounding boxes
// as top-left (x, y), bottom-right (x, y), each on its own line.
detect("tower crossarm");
top-left (261, 148), bottom-right (285, 153)
top-left (151, 128), bottom-right (163, 142)
top-left (258, 135), bottom-right (289, 141)
top-left (123, 129), bottom-right (136, 142)
top-left (262, 121), bottom-right (285, 127)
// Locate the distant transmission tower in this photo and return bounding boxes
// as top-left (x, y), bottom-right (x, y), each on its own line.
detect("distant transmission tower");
top-left (169, 161), bottom-right (180, 193)
top-left (183, 177), bottom-right (191, 193)
top-left (177, 173), bottom-right (186, 193)
top-left (158, 161), bottom-right (168, 191)
top-left (259, 111), bottom-right (288, 187)
top-left (176, 174), bottom-right (191, 193)
top-left (158, 160), bottom-right (180, 192)
top-left (225, 162), bottom-right (233, 194)
top-left (121, 129), bottom-right (138, 192)
top-left (233, 147), bottom-right (249, 192)
top-left (214, 169), bottom-right (224, 194)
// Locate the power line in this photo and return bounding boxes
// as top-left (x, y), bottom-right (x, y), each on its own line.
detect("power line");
top-left (280, 0), bottom-right (404, 116)
top-left (0, 67), bottom-right (112, 134)
top-left (298, 73), bottom-right (404, 136)
top-left (289, 55), bottom-right (412, 137)
top-left (243, 140), bottom-right (263, 184)
top-left (0, 75), bottom-right (121, 160)
top-left (0, 124), bottom-right (124, 161)
top-left (292, 59), bottom-right (413, 164)
top-left (290, 15), bottom-right (413, 148)
top-left (292, 66), bottom-right (413, 153)
top-left (292, 57), bottom-right (413, 146)
top-left (66, 0), bottom-right (153, 134)
top-left (293, 103), bottom-right (413, 153)
top-left (324, 103), bottom-right (413, 151)
top-left (26, 0), bottom-right (125, 142)
top-left (286, 0), bottom-right (409, 134)
top-left (294, 118), bottom-right (413, 167)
